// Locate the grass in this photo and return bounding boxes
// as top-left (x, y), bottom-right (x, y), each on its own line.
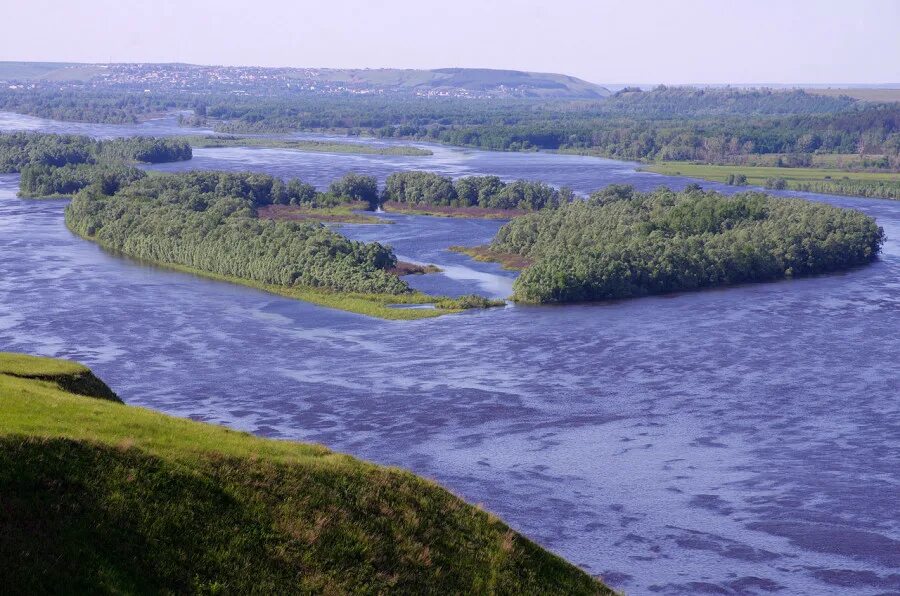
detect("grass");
top-left (382, 201), bottom-right (526, 219)
top-left (803, 87), bottom-right (900, 103)
top-left (389, 261), bottom-right (444, 275)
top-left (450, 245), bottom-right (533, 271)
top-left (136, 260), bottom-right (463, 320)
top-left (257, 203), bottom-right (387, 224)
top-left (0, 352), bottom-right (613, 594)
top-left (180, 135), bottom-right (433, 156)
top-left (642, 162), bottom-right (900, 199)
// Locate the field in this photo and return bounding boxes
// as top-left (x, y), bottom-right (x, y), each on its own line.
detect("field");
top-left (0, 352), bottom-right (611, 594)
top-left (804, 87), bottom-right (900, 103)
top-left (257, 203), bottom-right (387, 224)
top-left (182, 135), bottom-right (433, 156)
top-left (382, 201), bottom-right (527, 219)
top-left (642, 162), bottom-right (900, 199)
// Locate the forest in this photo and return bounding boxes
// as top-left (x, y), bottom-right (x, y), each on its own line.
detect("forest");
top-left (1, 86), bottom-right (897, 167)
top-left (487, 185), bottom-right (884, 303)
top-left (0, 132), bottom-right (191, 172)
top-left (0, 132), bottom-right (191, 196)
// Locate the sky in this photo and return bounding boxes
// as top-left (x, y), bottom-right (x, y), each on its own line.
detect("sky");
top-left (2, 0), bottom-right (898, 85)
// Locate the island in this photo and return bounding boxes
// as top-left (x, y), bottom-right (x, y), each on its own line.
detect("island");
top-left (63, 170), bottom-right (503, 319)
top-left (462, 184), bottom-right (884, 303)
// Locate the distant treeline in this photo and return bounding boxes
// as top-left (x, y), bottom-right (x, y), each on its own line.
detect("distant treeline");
top-left (2, 86), bottom-right (897, 167)
top-left (0, 132), bottom-right (191, 172)
top-left (0, 90), bottom-right (186, 124)
top-left (489, 185), bottom-right (884, 303)
top-left (0, 132), bottom-right (191, 197)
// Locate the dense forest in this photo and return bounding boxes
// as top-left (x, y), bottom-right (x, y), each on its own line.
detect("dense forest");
top-left (64, 171), bottom-right (408, 295)
top-left (382, 171), bottom-right (573, 210)
top-left (1, 86), bottom-right (897, 167)
top-left (488, 185), bottom-right (884, 303)
top-left (0, 132), bottom-right (191, 196)
top-left (19, 163), bottom-right (146, 198)
top-left (0, 131), bottom-right (191, 172)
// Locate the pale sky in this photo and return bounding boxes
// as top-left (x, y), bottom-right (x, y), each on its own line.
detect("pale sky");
top-left (2, 0), bottom-right (898, 85)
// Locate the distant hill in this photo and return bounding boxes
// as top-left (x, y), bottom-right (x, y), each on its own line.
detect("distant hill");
top-left (307, 67), bottom-right (611, 98)
top-left (0, 61), bottom-right (610, 99)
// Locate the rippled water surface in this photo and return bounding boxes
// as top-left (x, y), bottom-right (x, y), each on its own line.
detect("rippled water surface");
top-left (1, 113), bottom-right (898, 594)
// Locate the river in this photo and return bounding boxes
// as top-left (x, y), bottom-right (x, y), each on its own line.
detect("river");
top-left (1, 112), bottom-right (898, 595)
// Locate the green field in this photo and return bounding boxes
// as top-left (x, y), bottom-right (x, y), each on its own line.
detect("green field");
top-left (642, 162), bottom-right (900, 199)
top-left (804, 87), bottom-right (900, 103)
top-left (182, 135), bottom-right (433, 156)
top-left (0, 352), bottom-right (612, 594)
top-left (258, 202), bottom-right (388, 224)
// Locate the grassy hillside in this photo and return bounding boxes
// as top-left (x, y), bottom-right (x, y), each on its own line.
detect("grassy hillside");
top-left (0, 353), bottom-right (612, 594)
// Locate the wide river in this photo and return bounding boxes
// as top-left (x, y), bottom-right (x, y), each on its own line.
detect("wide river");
top-left (1, 112), bottom-right (898, 595)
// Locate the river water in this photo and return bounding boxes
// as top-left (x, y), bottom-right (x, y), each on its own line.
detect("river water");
top-left (1, 112), bottom-right (898, 595)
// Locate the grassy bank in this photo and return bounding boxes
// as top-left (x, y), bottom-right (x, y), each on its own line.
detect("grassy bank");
top-left (73, 228), bottom-right (494, 320)
top-left (257, 203), bottom-right (387, 224)
top-left (383, 201), bottom-right (526, 220)
top-left (450, 245), bottom-right (533, 270)
top-left (181, 134), bottom-right (433, 156)
top-left (0, 352), bottom-right (613, 594)
top-left (641, 162), bottom-right (900, 200)
top-left (129, 258), bottom-right (462, 320)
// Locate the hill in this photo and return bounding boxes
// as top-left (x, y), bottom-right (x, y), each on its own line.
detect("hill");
top-left (0, 61), bottom-right (610, 99)
top-left (0, 352), bottom-right (613, 594)
top-left (310, 67), bottom-right (610, 98)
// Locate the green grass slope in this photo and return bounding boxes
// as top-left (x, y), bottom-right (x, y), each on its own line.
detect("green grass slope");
top-left (0, 353), bottom-right (612, 595)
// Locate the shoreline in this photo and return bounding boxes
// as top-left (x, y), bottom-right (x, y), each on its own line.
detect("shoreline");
top-left (67, 227), bottom-right (466, 320)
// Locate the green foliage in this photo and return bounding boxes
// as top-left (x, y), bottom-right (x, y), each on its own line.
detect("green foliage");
top-left (0, 354), bottom-right (611, 594)
top-left (489, 186), bottom-right (885, 303)
top-left (4, 86), bottom-right (896, 167)
top-left (382, 171), bottom-right (572, 210)
top-left (644, 162), bottom-right (900, 200)
top-left (0, 131), bottom-right (191, 175)
top-left (19, 162), bottom-right (146, 197)
top-left (64, 171), bottom-right (407, 295)
top-left (182, 134), bottom-right (432, 156)
top-left (328, 173), bottom-right (380, 209)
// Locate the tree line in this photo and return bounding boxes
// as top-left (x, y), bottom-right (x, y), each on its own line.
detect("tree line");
top-left (0, 131), bottom-right (191, 172)
top-left (382, 171), bottom-right (572, 210)
top-left (2, 86), bottom-right (897, 168)
top-left (1, 132), bottom-right (191, 197)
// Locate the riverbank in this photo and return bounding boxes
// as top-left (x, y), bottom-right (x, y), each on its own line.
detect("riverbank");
top-left (383, 201), bottom-right (526, 219)
top-left (641, 162), bottom-right (900, 200)
top-left (0, 352), bottom-right (612, 595)
top-left (70, 228), bottom-right (501, 320)
top-left (180, 134), bottom-right (432, 156)
top-left (257, 202), bottom-right (387, 224)
top-left (449, 245), bottom-right (532, 270)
